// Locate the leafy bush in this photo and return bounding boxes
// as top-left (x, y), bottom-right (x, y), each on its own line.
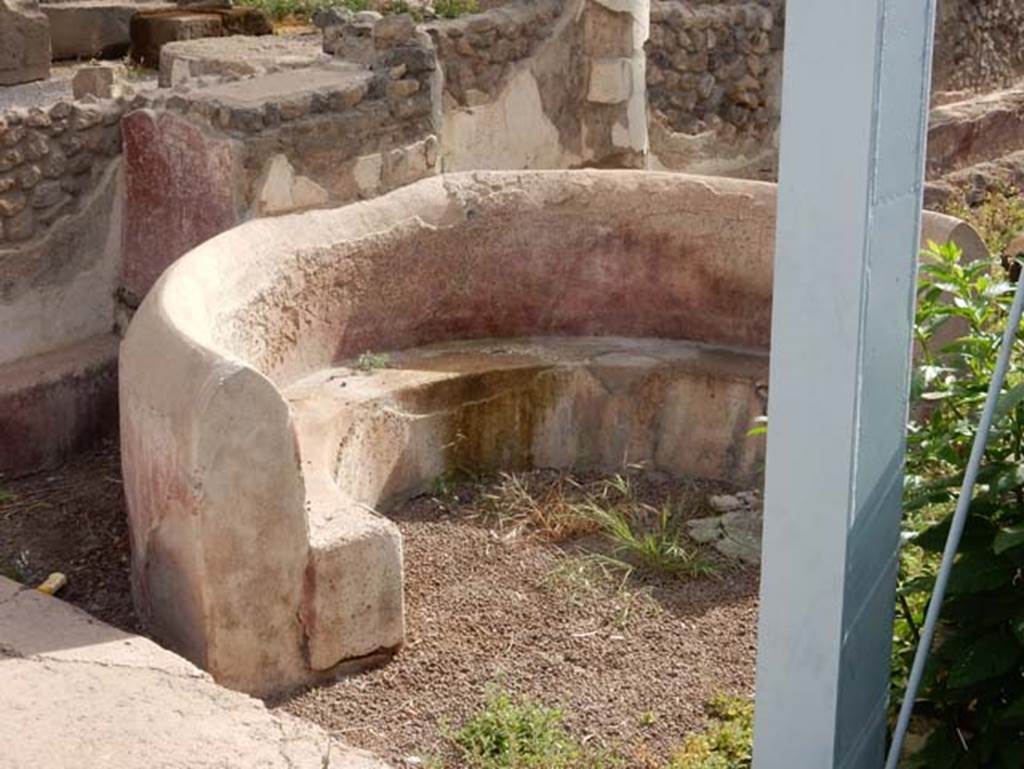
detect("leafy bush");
top-left (668, 695), bottom-right (753, 769)
top-left (893, 235), bottom-right (1024, 767)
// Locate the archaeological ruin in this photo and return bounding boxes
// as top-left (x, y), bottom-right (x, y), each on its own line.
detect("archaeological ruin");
top-left (3, 0), bottom-right (1024, 765)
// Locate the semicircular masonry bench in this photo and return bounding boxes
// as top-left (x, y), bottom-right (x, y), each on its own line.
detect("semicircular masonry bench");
top-left (120, 170), bottom-right (973, 697)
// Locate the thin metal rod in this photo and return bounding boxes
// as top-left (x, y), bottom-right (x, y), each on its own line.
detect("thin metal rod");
top-left (885, 274), bottom-right (1024, 768)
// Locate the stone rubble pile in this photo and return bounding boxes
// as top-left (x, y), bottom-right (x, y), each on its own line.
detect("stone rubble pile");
top-left (687, 489), bottom-right (763, 565)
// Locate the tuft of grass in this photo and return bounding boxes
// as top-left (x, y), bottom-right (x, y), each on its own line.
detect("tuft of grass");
top-left (433, 0), bottom-right (478, 18)
top-left (543, 552), bottom-right (661, 629)
top-left (355, 350), bottom-right (391, 371)
top-left (473, 472), bottom-right (600, 542)
top-left (570, 475), bottom-right (718, 578)
top-left (447, 688), bottom-right (583, 769)
top-left (668, 694), bottom-right (754, 769)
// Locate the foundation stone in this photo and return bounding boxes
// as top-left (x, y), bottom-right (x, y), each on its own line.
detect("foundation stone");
top-left (0, 0), bottom-right (51, 86)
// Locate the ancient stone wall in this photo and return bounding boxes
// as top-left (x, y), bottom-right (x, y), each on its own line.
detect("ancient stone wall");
top-left (0, 98), bottom-right (125, 365)
top-left (0, 95), bottom-right (125, 474)
top-left (646, 0), bottom-right (781, 138)
top-left (430, 0), bottom-right (650, 171)
top-left (122, 21), bottom-right (441, 302)
top-left (424, 0), bottom-right (563, 109)
top-left (933, 0), bottom-right (1024, 93)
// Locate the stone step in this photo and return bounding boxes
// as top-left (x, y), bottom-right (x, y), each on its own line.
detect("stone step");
top-left (927, 84), bottom-right (1024, 180)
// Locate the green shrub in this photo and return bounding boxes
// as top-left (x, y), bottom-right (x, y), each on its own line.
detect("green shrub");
top-left (893, 236), bottom-right (1024, 767)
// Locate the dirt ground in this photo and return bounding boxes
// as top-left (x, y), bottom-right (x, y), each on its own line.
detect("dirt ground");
top-left (0, 448), bottom-right (759, 767)
top-left (277, 472), bottom-right (760, 767)
top-left (0, 440), bottom-right (138, 632)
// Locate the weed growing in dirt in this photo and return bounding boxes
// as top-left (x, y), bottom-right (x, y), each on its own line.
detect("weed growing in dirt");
top-left (543, 553), bottom-right (661, 629)
top-left (946, 185), bottom-right (1024, 256)
top-left (433, 0), bottom-right (478, 18)
top-left (474, 472), bottom-right (600, 542)
top-left (235, 0), bottom-right (369, 21)
top-left (668, 694), bottom-right (753, 769)
top-left (356, 350), bottom-right (392, 371)
top-left (447, 688), bottom-right (585, 769)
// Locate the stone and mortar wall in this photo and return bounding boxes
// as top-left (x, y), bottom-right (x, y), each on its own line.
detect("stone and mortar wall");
top-left (0, 98), bottom-right (125, 366)
top-left (424, 0), bottom-right (649, 171)
top-left (0, 95), bottom-right (126, 474)
top-left (123, 18), bottom-right (441, 302)
top-left (933, 0), bottom-right (1024, 93)
top-left (646, 0), bottom-right (781, 138)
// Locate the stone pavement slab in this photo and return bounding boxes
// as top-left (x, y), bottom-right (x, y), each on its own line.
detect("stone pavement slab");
top-left (0, 576), bottom-right (392, 769)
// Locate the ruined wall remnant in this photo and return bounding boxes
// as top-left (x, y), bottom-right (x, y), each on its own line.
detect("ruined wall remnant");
top-left (427, 0), bottom-right (649, 171)
top-left (646, 0), bottom-right (781, 138)
top-left (0, 0), bottom-right (51, 86)
top-left (0, 96), bottom-right (127, 474)
top-left (123, 19), bottom-right (441, 301)
top-left (933, 0), bottom-right (1024, 93)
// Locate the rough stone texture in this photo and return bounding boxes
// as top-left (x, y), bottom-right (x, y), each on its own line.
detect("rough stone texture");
top-left (130, 6), bottom-right (272, 68)
top-left (0, 99), bottom-right (125, 253)
top-left (687, 490), bottom-right (761, 563)
top-left (646, 0), bottom-right (781, 138)
top-left (933, 0), bottom-right (1024, 93)
top-left (72, 65), bottom-right (116, 99)
top-left (123, 62), bottom-right (439, 299)
top-left (423, 0), bottom-right (564, 108)
top-left (43, 0), bottom-right (175, 61)
top-left (0, 576), bottom-right (394, 768)
top-left (158, 33), bottom-right (329, 87)
top-left (422, 0), bottom-right (649, 171)
top-left (923, 85), bottom-right (1024, 209)
top-left (0, 0), bottom-right (51, 86)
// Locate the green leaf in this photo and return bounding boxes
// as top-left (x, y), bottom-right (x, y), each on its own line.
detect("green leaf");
top-left (995, 526), bottom-right (1024, 555)
top-left (913, 514), bottom-right (997, 554)
top-left (947, 632), bottom-right (1021, 688)
top-left (999, 692), bottom-right (1024, 726)
top-left (948, 551), bottom-right (1016, 595)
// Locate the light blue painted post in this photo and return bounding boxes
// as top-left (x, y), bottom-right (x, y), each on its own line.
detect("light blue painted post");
top-left (752, 2), bottom-right (937, 768)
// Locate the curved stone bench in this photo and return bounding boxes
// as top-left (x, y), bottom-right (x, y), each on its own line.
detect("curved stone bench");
top-left (119, 170), bottom-right (977, 696)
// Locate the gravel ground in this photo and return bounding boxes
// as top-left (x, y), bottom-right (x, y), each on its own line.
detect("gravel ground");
top-left (277, 473), bottom-right (760, 768)
top-left (0, 448), bottom-right (760, 767)
top-left (0, 440), bottom-right (138, 632)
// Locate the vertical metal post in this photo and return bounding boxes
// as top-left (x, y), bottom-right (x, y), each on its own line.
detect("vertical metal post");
top-left (752, 2), bottom-right (937, 768)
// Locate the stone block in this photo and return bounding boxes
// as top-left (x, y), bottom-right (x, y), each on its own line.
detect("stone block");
top-left (587, 56), bottom-right (632, 104)
top-left (44, 1), bottom-right (175, 61)
top-left (129, 10), bottom-right (224, 68)
top-left (0, 0), bottom-right (51, 86)
top-left (72, 65), bottom-right (115, 99)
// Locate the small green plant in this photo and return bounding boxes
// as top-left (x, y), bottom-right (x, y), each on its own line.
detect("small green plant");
top-left (668, 694), bottom-right (753, 769)
top-left (433, 0), bottom-right (478, 18)
top-left (355, 350), bottom-right (391, 371)
top-left (571, 476), bottom-right (717, 577)
top-left (946, 185), bottom-right (1024, 257)
top-left (234, 0), bottom-right (370, 21)
top-left (448, 688), bottom-right (583, 769)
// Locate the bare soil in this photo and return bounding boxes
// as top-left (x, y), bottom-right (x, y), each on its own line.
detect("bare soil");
top-left (0, 448), bottom-right (759, 767)
top-left (277, 472), bottom-right (760, 768)
top-left (0, 440), bottom-right (138, 633)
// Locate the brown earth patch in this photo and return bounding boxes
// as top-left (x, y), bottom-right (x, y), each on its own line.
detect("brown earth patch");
top-left (277, 470), bottom-right (760, 767)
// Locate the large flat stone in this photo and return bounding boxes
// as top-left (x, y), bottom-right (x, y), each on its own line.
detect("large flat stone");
top-left (0, 577), bottom-right (393, 769)
top-left (0, 0), bottom-right (51, 86)
top-left (44, 0), bottom-right (175, 61)
top-left (159, 32), bottom-right (328, 87)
